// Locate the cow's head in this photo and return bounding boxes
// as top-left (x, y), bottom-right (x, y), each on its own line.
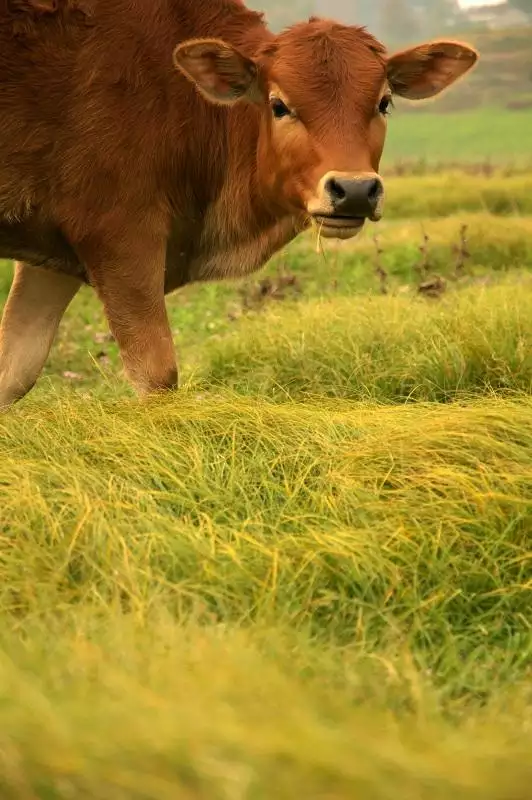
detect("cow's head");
top-left (173, 18), bottom-right (477, 239)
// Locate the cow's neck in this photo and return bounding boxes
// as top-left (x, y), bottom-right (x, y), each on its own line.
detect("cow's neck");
top-left (186, 103), bottom-right (301, 283)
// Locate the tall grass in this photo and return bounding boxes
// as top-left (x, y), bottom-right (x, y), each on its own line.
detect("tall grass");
top-left (1, 395), bottom-right (531, 659)
top-left (383, 172), bottom-right (532, 217)
top-left (0, 393), bottom-right (531, 795)
top-left (0, 618), bottom-right (530, 799)
top-left (202, 282), bottom-right (532, 401)
top-left (1, 393), bottom-right (531, 661)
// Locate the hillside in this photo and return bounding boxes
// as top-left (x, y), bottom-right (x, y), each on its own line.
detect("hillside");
top-left (397, 26), bottom-right (532, 113)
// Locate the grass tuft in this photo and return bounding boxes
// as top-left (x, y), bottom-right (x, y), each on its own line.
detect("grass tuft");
top-left (202, 282), bottom-right (532, 402)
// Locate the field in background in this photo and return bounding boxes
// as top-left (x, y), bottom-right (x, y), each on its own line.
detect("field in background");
top-left (383, 107), bottom-right (532, 167)
top-left (1, 118), bottom-right (531, 795)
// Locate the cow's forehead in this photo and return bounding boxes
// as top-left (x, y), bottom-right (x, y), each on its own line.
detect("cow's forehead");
top-left (264, 20), bottom-right (388, 116)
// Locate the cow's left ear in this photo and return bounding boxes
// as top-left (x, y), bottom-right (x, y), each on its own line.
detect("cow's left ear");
top-left (387, 41), bottom-right (478, 100)
top-left (173, 38), bottom-right (264, 105)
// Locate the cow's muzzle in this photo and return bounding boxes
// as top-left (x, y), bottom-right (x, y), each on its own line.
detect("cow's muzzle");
top-left (309, 171), bottom-right (384, 240)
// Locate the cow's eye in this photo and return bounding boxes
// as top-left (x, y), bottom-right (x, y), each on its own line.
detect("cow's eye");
top-left (270, 97), bottom-right (291, 119)
top-left (378, 96), bottom-right (393, 116)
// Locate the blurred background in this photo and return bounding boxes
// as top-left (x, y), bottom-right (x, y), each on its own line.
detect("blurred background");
top-left (248, 0), bottom-right (531, 43)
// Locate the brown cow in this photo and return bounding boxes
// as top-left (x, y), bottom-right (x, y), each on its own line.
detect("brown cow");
top-left (0, 0), bottom-right (477, 407)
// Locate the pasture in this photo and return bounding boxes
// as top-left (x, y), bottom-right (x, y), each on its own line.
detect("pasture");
top-left (1, 165), bottom-right (532, 793)
top-left (383, 107), bottom-right (532, 167)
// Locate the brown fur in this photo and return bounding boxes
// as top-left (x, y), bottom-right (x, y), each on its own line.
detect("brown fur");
top-left (0, 0), bottom-right (478, 405)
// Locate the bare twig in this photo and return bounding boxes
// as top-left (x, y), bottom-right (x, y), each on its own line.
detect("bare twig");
top-left (416, 227), bottom-right (431, 280)
top-left (418, 275), bottom-right (446, 299)
top-left (372, 235), bottom-right (388, 295)
top-left (237, 263), bottom-right (301, 314)
top-left (452, 224), bottom-right (471, 279)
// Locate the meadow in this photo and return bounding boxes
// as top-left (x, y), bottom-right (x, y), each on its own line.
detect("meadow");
top-left (0, 129), bottom-right (531, 795)
top-left (383, 106), bottom-right (532, 167)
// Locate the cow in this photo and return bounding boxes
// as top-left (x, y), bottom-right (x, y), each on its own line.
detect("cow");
top-left (0, 0), bottom-right (478, 408)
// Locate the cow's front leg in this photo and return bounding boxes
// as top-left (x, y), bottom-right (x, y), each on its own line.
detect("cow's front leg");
top-left (76, 224), bottom-right (178, 395)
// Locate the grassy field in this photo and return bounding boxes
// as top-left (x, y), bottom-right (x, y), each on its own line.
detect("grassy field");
top-left (1, 167), bottom-right (531, 797)
top-left (383, 107), bottom-right (532, 167)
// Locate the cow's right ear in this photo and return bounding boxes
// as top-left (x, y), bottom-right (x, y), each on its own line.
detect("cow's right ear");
top-left (387, 41), bottom-right (478, 100)
top-left (173, 38), bottom-right (264, 105)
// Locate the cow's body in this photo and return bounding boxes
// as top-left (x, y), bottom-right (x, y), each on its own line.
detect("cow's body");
top-left (0, 0), bottom-right (291, 286)
top-left (0, 0), bottom-right (477, 407)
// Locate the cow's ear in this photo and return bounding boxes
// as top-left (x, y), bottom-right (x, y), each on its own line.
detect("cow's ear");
top-left (387, 41), bottom-right (478, 100)
top-left (173, 38), bottom-right (264, 105)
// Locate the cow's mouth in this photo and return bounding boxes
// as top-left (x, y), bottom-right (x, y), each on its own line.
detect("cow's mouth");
top-left (311, 215), bottom-right (366, 240)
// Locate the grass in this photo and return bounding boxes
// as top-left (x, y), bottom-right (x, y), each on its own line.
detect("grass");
top-left (9, 209), bottom-right (532, 394)
top-left (0, 394), bottom-right (531, 796)
top-left (382, 173), bottom-right (532, 216)
top-left (201, 282), bottom-right (532, 401)
top-left (383, 107), bottom-right (532, 166)
top-left (1, 169), bottom-right (532, 797)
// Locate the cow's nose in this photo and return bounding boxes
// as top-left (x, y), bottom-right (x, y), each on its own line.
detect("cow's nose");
top-left (325, 175), bottom-right (384, 219)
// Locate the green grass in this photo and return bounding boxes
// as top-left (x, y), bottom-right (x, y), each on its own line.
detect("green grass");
top-left (1, 172), bottom-right (532, 797)
top-left (11, 210), bottom-right (532, 395)
top-left (201, 282), bottom-right (532, 401)
top-left (383, 174), bottom-right (532, 216)
top-left (0, 394), bottom-right (531, 796)
top-left (383, 107), bottom-right (532, 166)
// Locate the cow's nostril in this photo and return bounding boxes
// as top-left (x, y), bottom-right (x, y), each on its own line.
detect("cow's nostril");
top-left (368, 179), bottom-right (382, 203)
top-left (325, 177), bottom-right (347, 203)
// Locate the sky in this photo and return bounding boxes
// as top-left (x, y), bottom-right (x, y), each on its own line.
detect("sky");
top-left (459, 0), bottom-right (502, 6)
